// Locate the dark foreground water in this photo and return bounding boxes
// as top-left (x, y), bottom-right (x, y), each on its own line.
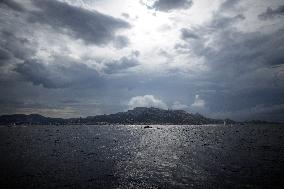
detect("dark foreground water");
top-left (0, 124), bottom-right (284, 189)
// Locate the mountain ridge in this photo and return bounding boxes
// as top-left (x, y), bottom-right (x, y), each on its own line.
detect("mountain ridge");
top-left (0, 107), bottom-right (268, 125)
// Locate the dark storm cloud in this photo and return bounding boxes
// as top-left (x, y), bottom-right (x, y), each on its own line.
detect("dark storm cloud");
top-left (29, 0), bottom-right (130, 45)
top-left (0, 0), bottom-right (25, 12)
top-left (180, 28), bottom-right (199, 40)
top-left (258, 5), bottom-right (284, 20)
top-left (144, 0), bottom-right (193, 12)
top-left (15, 59), bottom-right (103, 89)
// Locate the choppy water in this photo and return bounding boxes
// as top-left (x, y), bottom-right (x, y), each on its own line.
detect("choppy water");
top-left (0, 124), bottom-right (284, 188)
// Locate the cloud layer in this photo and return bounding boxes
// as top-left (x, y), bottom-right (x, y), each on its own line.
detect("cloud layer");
top-left (258, 6), bottom-right (284, 20)
top-left (0, 0), bottom-right (284, 122)
top-left (32, 0), bottom-right (130, 45)
top-left (144, 0), bottom-right (193, 12)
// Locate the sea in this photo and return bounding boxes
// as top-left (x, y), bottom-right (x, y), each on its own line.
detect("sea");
top-left (0, 124), bottom-right (283, 189)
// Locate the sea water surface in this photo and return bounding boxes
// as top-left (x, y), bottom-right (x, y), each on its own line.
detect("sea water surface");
top-left (0, 124), bottom-right (283, 188)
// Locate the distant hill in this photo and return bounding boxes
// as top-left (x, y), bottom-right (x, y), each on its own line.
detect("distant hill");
top-left (0, 107), bottom-right (234, 125)
top-left (0, 114), bottom-right (65, 125)
top-left (83, 107), bottom-right (232, 125)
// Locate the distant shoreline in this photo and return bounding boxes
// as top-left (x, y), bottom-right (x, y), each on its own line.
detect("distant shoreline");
top-left (0, 107), bottom-right (280, 125)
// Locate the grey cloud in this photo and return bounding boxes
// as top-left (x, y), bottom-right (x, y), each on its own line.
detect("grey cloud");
top-left (0, 0), bottom-right (25, 12)
top-left (121, 13), bottom-right (130, 19)
top-left (258, 6), bottom-right (284, 20)
top-left (0, 1), bottom-right (135, 117)
top-left (1, 0), bottom-right (284, 122)
top-left (171, 101), bottom-right (189, 110)
top-left (145, 0), bottom-right (193, 12)
top-left (132, 50), bottom-right (140, 57)
top-left (219, 0), bottom-right (240, 11)
top-left (159, 50), bottom-right (172, 59)
top-left (210, 14), bottom-right (245, 29)
top-left (0, 30), bottom-right (37, 80)
top-left (175, 4), bottom-right (284, 122)
top-left (0, 31), bottom-right (35, 60)
top-left (113, 35), bottom-right (129, 49)
top-left (29, 0), bottom-right (130, 45)
top-left (0, 48), bottom-right (11, 64)
top-left (200, 29), bottom-right (284, 87)
top-left (103, 56), bottom-right (139, 74)
top-left (180, 28), bottom-right (199, 40)
top-left (15, 59), bottom-right (103, 89)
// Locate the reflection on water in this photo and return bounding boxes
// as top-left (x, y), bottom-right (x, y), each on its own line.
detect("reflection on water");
top-left (0, 124), bottom-right (283, 189)
top-left (113, 125), bottom-right (284, 189)
top-left (116, 126), bottom-right (187, 188)
top-left (113, 125), bottom-right (220, 188)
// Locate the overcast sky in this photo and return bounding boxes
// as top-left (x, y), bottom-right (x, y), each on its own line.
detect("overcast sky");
top-left (0, 0), bottom-right (284, 122)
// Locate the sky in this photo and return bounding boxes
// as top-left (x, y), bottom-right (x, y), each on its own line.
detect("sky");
top-left (0, 0), bottom-right (284, 122)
